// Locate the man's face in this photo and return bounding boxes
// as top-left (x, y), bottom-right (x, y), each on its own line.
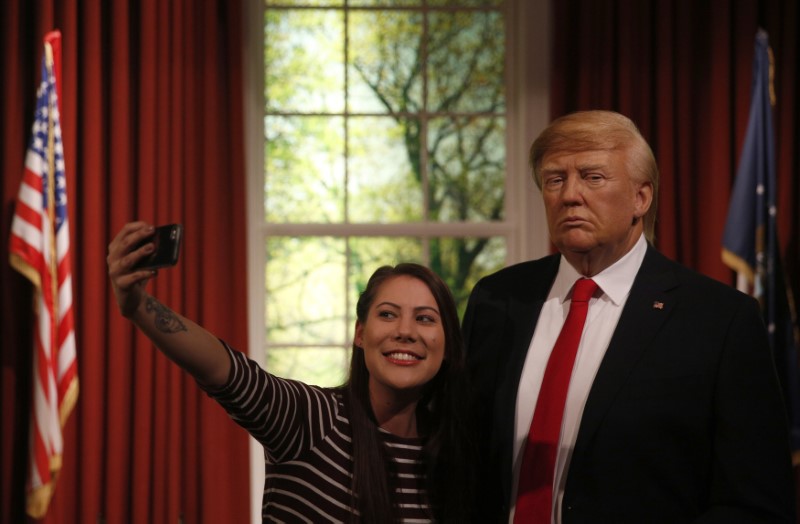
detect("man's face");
top-left (540, 148), bottom-right (652, 273)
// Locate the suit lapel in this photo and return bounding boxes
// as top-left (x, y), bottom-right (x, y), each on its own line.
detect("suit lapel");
top-left (495, 256), bottom-right (560, 506)
top-left (572, 247), bottom-right (680, 459)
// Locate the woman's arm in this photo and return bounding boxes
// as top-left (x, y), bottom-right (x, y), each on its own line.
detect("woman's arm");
top-left (107, 221), bottom-right (230, 386)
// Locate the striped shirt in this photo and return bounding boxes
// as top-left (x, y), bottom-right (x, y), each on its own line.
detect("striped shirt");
top-left (202, 342), bottom-right (435, 523)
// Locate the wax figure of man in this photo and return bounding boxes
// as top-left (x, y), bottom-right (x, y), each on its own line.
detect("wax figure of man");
top-left (463, 110), bottom-right (795, 523)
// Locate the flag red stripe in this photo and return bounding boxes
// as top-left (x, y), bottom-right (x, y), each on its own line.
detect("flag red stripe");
top-left (12, 200), bottom-right (42, 230)
top-left (30, 414), bottom-right (50, 486)
top-left (21, 166), bottom-right (44, 190)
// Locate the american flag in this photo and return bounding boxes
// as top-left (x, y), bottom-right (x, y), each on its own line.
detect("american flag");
top-left (9, 32), bottom-right (79, 519)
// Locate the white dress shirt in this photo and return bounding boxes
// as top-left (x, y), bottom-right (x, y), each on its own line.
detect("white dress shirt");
top-left (509, 234), bottom-right (648, 524)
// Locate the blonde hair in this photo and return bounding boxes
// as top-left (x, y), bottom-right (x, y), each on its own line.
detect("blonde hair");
top-left (529, 110), bottom-right (659, 242)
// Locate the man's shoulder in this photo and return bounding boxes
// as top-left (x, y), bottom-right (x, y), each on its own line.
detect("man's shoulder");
top-left (642, 247), bottom-right (750, 302)
top-left (476, 254), bottom-right (560, 289)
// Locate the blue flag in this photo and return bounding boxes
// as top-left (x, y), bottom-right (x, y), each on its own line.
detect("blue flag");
top-left (721, 30), bottom-right (800, 456)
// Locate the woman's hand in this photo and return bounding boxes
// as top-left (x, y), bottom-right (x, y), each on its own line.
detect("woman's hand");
top-left (107, 221), bottom-right (157, 318)
top-left (106, 220), bottom-right (230, 385)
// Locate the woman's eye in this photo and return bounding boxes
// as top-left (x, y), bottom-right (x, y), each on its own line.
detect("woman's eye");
top-left (417, 314), bottom-right (436, 323)
top-left (378, 310), bottom-right (396, 319)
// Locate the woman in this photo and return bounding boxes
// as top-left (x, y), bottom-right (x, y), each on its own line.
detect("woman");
top-left (107, 221), bottom-right (474, 522)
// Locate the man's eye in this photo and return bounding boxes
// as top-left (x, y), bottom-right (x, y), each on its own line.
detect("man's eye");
top-left (585, 174), bottom-right (605, 184)
top-left (543, 177), bottom-right (563, 188)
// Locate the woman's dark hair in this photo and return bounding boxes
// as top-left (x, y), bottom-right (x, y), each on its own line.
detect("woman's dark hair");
top-left (338, 263), bottom-right (474, 522)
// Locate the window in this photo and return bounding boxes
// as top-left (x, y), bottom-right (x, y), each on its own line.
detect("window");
top-left (242, 1), bottom-right (548, 518)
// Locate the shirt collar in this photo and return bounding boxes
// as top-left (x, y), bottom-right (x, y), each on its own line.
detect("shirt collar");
top-left (553, 234), bottom-right (648, 305)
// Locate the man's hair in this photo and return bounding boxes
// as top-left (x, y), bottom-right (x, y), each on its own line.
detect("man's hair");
top-left (529, 110), bottom-right (660, 242)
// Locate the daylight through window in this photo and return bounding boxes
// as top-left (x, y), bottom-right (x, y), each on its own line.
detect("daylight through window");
top-left (263, 0), bottom-right (508, 386)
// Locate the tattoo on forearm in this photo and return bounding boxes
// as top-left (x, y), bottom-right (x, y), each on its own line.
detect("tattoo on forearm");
top-left (145, 297), bottom-right (188, 334)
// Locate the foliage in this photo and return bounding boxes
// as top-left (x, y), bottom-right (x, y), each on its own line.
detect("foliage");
top-left (263, 4), bottom-right (507, 382)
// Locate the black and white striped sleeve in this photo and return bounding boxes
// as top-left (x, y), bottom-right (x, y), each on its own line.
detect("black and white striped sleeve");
top-left (200, 341), bottom-right (338, 463)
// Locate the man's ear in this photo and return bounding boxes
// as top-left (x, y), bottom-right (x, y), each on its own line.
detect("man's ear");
top-left (634, 181), bottom-right (654, 219)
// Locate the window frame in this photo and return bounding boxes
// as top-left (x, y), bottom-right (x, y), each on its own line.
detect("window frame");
top-left (241, 2), bottom-right (550, 521)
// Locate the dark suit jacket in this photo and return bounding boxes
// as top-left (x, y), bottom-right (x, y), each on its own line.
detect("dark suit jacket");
top-left (463, 246), bottom-right (795, 523)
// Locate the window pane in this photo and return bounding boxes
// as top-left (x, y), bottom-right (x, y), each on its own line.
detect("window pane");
top-left (266, 1), bottom-right (343, 6)
top-left (266, 347), bottom-right (349, 388)
top-left (266, 237), bottom-right (348, 345)
top-left (348, 237), bottom-right (425, 277)
top-left (427, 116), bottom-right (506, 222)
top-left (431, 236), bottom-right (506, 315)
top-left (265, 115), bottom-right (345, 222)
top-left (348, 117), bottom-right (423, 223)
top-left (347, 236), bottom-right (424, 327)
top-left (265, 9), bottom-right (344, 113)
top-left (348, 10), bottom-right (423, 114)
top-left (427, 10), bottom-right (505, 113)
top-left (427, 0), bottom-right (504, 6)
top-left (349, 0), bottom-right (421, 6)
top-left (261, 2), bottom-right (510, 385)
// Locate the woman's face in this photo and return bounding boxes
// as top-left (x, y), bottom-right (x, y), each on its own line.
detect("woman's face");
top-left (354, 275), bottom-right (446, 404)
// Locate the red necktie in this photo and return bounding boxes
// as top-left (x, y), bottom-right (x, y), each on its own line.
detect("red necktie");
top-left (514, 278), bottom-right (598, 524)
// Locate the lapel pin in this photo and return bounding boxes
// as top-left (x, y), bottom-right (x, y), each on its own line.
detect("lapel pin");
top-left (653, 301), bottom-right (664, 310)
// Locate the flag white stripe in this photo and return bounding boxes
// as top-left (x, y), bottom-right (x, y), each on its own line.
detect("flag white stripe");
top-left (56, 225), bottom-right (70, 265)
top-left (11, 217), bottom-right (44, 253)
top-left (58, 331), bottom-right (77, 377)
top-left (58, 274), bottom-right (72, 322)
top-left (19, 181), bottom-right (43, 211)
top-left (25, 150), bottom-right (46, 178)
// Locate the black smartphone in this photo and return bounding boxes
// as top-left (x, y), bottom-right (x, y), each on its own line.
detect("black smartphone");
top-left (132, 224), bottom-right (183, 270)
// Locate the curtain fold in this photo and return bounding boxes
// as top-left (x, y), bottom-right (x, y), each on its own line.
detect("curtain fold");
top-left (550, 0), bottom-right (799, 289)
top-left (0, 1), bottom-right (250, 523)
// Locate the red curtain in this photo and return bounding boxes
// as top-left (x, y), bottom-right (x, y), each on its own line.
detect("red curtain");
top-left (4, 0), bottom-right (798, 522)
top-left (551, 0), bottom-right (799, 288)
top-left (1, 1), bottom-right (250, 523)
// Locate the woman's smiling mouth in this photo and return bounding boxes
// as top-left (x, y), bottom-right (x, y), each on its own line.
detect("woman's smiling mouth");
top-left (384, 351), bottom-right (424, 363)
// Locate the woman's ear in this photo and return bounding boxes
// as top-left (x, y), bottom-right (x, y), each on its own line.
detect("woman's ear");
top-left (353, 321), bottom-right (364, 348)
